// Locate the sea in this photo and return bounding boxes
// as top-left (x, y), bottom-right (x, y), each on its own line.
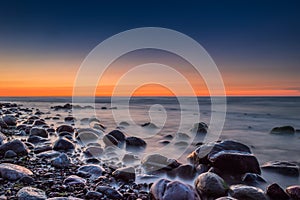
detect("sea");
top-left (1, 96), bottom-right (299, 187)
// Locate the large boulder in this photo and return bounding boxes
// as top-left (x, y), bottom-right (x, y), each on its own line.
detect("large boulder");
top-left (286, 185), bottom-right (300, 200)
top-left (266, 183), bottom-right (289, 200)
top-left (194, 172), bottom-right (228, 198)
top-left (150, 178), bottom-right (200, 200)
top-left (17, 187), bottom-right (47, 200)
top-left (0, 163), bottom-right (33, 181)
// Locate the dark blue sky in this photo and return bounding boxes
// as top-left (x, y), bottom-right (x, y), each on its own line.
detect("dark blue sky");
top-left (0, 0), bottom-right (300, 96)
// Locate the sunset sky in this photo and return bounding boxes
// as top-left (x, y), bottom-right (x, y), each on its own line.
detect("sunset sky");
top-left (0, 0), bottom-right (299, 96)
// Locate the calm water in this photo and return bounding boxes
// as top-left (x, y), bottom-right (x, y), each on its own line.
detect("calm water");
top-left (1, 96), bottom-right (300, 187)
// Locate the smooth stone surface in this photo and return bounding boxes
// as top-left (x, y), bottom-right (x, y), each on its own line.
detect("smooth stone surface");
top-left (125, 136), bottom-right (147, 150)
top-left (51, 153), bottom-right (71, 168)
top-left (150, 178), bottom-right (200, 200)
top-left (261, 161), bottom-right (299, 176)
top-left (141, 122), bottom-right (158, 129)
top-left (270, 125), bottom-right (295, 134)
top-left (17, 187), bottom-right (46, 200)
top-left (266, 183), bottom-right (289, 200)
top-left (0, 132), bottom-right (7, 145)
top-left (27, 135), bottom-right (48, 144)
top-left (286, 185), bottom-right (300, 200)
top-left (63, 175), bottom-right (86, 186)
top-left (2, 115), bottom-right (17, 126)
top-left (53, 138), bottom-right (75, 152)
top-left (96, 186), bottom-right (123, 199)
top-left (76, 131), bottom-right (99, 144)
top-left (229, 185), bottom-right (267, 200)
top-left (141, 154), bottom-right (181, 173)
top-left (194, 172), bottom-right (228, 198)
top-left (103, 134), bottom-right (119, 146)
top-left (83, 146), bottom-right (103, 158)
top-left (0, 163), bottom-right (33, 181)
top-left (36, 150), bottom-right (60, 159)
top-left (56, 124), bottom-right (74, 133)
top-left (191, 122), bottom-right (208, 134)
top-left (30, 127), bottom-right (48, 138)
top-left (112, 166), bottom-right (136, 182)
top-left (242, 173), bottom-right (266, 184)
top-left (85, 191), bottom-right (103, 199)
top-left (107, 129), bottom-right (126, 143)
top-left (0, 139), bottom-right (28, 157)
top-left (4, 149), bottom-right (17, 158)
top-left (173, 164), bottom-right (196, 180)
top-left (77, 164), bottom-right (105, 180)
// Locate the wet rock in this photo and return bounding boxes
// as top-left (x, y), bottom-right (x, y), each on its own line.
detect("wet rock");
top-left (2, 115), bottom-right (17, 126)
top-left (125, 136), bottom-right (146, 150)
top-left (77, 164), bottom-right (105, 180)
top-left (36, 150), bottom-right (61, 159)
top-left (242, 173), bottom-right (266, 184)
top-left (229, 185), bottom-right (267, 200)
top-left (33, 119), bottom-right (47, 126)
top-left (286, 185), bottom-right (300, 200)
top-left (30, 127), bottom-right (48, 138)
top-left (194, 172), bottom-right (228, 198)
top-left (103, 134), bottom-right (119, 146)
top-left (96, 186), bottom-right (123, 199)
top-left (0, 139), bottom-right (28, 157)
top-left (262, 161), bottom-right (299, 176)
top-left (122, 153), bottom-right (139, 164)
top-left (85, 191), bottom-right (103, 199)
top-left (141, 122), bottom-right (158, 128)
top-left (173, 164), bottom-right (196, 180)
top-left (53, 138), bottom-right (75, 152)
top-left (17, 187), bottom-right (46, 200)
top-left (51, 153), bottom-right (71, 168)
top-left (64, 116), bottom-right (76, 122)
top-left (266, 183), bottom-right (289, 200)
top-left (270, 125), bottom-right (295, 134)
top-left (0, 119), bottom-right (8, 129)
top-left (56, 124), bottom-right (74, 133)
top-left (215, 197), bottom-right (238, 200)
top-left (63, 175), bottom-right (86, 186)
top-left (150, 178), bottom-right (200, 200)
top-left (112, 166), bottom-right (135, 182)
top-left (83, 146), bottom-right (103, 158)
top-left (191, 122), bottom-right (208, 134)
top-left (141, 154), bottom-right (181, 173)
top-left (209, 151), bottom-right (261, 175)
top-left (4, 150), bottom-right (17, 158)
top-left (19, 175), bottom-right (35, 184)
top-left (107, 130), bottom-right (126, 143)
top-left (33, 145), bottom-right (52, 154)
top-left (0, 132), bottom-right (7, 145)
top-left (119, 121), bottom-right (130, 126)
top-left (27, 135), bottom-right (48, 144)
top-left (0, 163), bottom-right (33, 181)
top-left (76, 131), bottom-right (99, 145)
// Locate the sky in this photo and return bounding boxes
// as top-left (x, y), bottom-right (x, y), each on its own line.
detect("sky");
top-left (0, 0), bottom-right (299, 96)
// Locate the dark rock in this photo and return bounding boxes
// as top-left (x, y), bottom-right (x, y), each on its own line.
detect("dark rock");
top-left (17, 187), bottom-right (46, 200)
top-left (0, 119), bottom-right (8, 129)
top-left (174, 164), bottom-right (196, 180)
top-left (0, 163), bottom-right (33, 181)
top-left (242, 173), bottom-right (266, 184)
top-left (112, 166), bottom-right (135, 182)
top-left (0, 139), bottom-right (28, 157)
top-left (19, 175), bottom-right (35, 184)
top-left (141, 122), bottom-right (158, 128)
top-left (4, 150), bottom-right (17, 158)
top-left (103, 134), bottom-right (119, 146)
top-left (286, 185), bottom-right (300, 200)
top-left (76, 131), bottom-right (99, 145)
top-left (150, 178), bottom-right (200, 200)
top-left (85, 191), bottom-right (103, 199)
top-left (30, 127), bottom-right (48, 138)
top-left (36, 150), bottom-right (60, 159)
top-left (27, 135), bottom-right (48, 144)
top-left (266, 183), bottom-right (289, 200)
top-left (125, 136), bottom-right (146, 150)
top-left (77, 164), bottom-right (105, 180)
top-left (215, 197), bottom-right (238, 200)
top-left (0, 132), bottom-right (7, 145)
top-left (64, 116), bottom-right (76, 122)
top-left (107, 130), bottom-right (126, 143)
top-left (53, 138), bottom-right (75, 152)
top-left (229, 185), bottom-right (267, 200)
top-left (191, 122), bottom-right (208, 134)
top-left (51, 153), bottom-right (71, 168)
top-left (194, 172), bottom-right (228, 198)
top-left (96, 186), bottom-right (123, 199)
top-left (270, 126), bottom-right (295, 134)
top-left (2, 115), bottom-right (17, 126)
top-left (33, 119), bottom-right (47, 126)
top-left (83, 146), bottom-right (103, 158)
top-left (122, 153), bottom-right (139, 164)
top-left (261, 161), bottom-right (299, 176)
top-left (33, 145), bottom-right (52, 154)
top-left (141, 154), bottom-right (181, 173)
top-left (63, 175), bottom-right (86, 186)
top-left (56, 124), bottom-right (74, 133)
top-left (209, 151), bottom-right (261, 175)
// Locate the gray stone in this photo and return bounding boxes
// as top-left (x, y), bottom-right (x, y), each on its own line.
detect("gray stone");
top-left (141, 154), bottom-right (181, 173)
top-left (270, 126), bottom-right (295, 134)
top-left (112, 166), bottom-right (135, 182)
top-left (30, 127), bottom-right (48, 138)
top-left (51, 153), bottom-right (71, 168)
top-left (77, 164), bottom-right (105, 180)
top-left (229, 185), bottom-right (267, 200)
top-left (17, 187), bottom-right (46, 200)
top-left (4, 150), bottom-right (17, 158)
top-left (261, 161), bottom-right (299, 176)
top-left (0, 163), bottom-right (33, 181)
top-left (63, 175), bottom-right (86, 186)
top-left (53, 138), bottom-right (75, 152)
top-left (194, 172), bottom-right (228, 198)
top-left (2, 115), bottom-right (17, 126)
top-left (96, 186), bottom-right (123, 199)
top-left (0, 139), bottom-right (28, 157)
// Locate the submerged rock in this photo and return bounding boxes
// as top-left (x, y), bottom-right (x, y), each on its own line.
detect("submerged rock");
top-left (103, 134), bottom-right (119, 147)
top-left (194, 172), bottom-right (228, 198)
top-left (150, 178), bottom-right (200, 200)
top-left (125, 136), bottom-right (147, 150)
top-left (141, 154), bottom-right (181, 173)
top-left (229, 185), bottom-right (267, 200)
top-left (0, 163), bottom-right (33, 181)
top-left (191, 122), bottom-right (208, 134)
top-left (261, 161), bottom-right (299, 176)
top-left (17, 187), bottom-right (47, 200)
top-left (270, 125), bottom-right (295, 134)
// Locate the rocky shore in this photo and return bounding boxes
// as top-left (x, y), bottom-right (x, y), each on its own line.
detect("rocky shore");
top-left (0, 102), bottom-right (299, 200)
